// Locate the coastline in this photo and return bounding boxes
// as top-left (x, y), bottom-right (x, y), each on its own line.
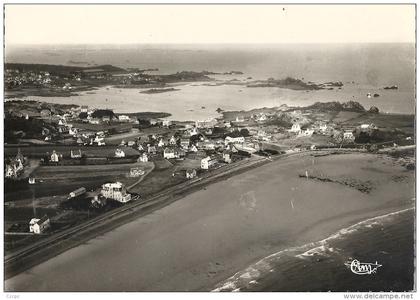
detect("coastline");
top-left (213, 207), bottom-right (415, 292)
top-left (5, 152), bottom-right (415, 291)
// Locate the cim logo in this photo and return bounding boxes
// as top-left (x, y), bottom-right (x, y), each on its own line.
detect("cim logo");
top-left (345, 259), bottom-right (382, 275)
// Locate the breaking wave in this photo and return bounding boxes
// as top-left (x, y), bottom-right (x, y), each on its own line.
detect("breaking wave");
top-left (212, 207), bottom-right (414, 292)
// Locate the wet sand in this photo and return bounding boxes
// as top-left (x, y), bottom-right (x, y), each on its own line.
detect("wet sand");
top-left (5, 153), bottom-right (415, 291)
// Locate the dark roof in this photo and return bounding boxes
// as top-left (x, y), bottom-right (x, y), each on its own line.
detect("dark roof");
top-left (37, 215), bottom-right (49, 224)
top-left (91, 109), bottom-right (116, 119)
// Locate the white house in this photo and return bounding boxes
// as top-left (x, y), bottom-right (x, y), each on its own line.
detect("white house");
top-left (225, 136), bottom-right (245, 145)
top-left (255, 113), bottom-right (267, 122)
top-left (188, 127), bottom-right (200, 136)
top-left (169, 136), bottom-right (177, 145)
top-left (115, 149), bottom-right (126, 158)
top-left (29, 215), bottom-right (50, 234)
top-left (70, 149), bottom-right (82, 159)
top-left (223, 151), bottom-right (232, 163)
top-left (235, 116), bottom-right (245, 122)
top-left (298, 128), bottom-right (314, 137)
top-left (5, 160), bottom-right (23, 178)
top-left (50, 150), bottom-right (60, 163)
top-left (101, 182), bottom-right (131, 203)
top-left (189, 145), bottom-right (198, 152)
top-left (158, 139), bottom-right (165, 147)
top-left (164, 147), bottom-right (176, 159)
top-left (195, 118), bottom-right (218, 128)
top-left (94, 135), bottom-right (105, 145)
top-left (288, 123), bottom-right (301, 133)
top-left (343, 130), bottom-right (355, 142)
top-left (180, 138), bottom-right (190, 150)
top-left (162, 120), bottom-right (172, 127)
top-left (201, 156), bottom-right (218, 170)
top-left (69, 127), bottom-right (78, 136)
top-left (118, 115), bottom-right (130, 122)
top-left (164, 147), bottom-right (185, 159)
top-left (186, 169), bottom-right (197, 179)
top-left (138, 153), bottom-right (149, 162)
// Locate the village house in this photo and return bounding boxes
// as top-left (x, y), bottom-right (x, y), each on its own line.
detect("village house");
top-left (197, 140), bottom-right (216, 150)
top-left (138, 152), bottom-right (149, 162)
top-left (101, 182), bottom-right (131, 203)
top-left (223, 150), bottom-right (233, 163)
top-left (70, 149), bottom-right (82, 159)
top-left (5, 149), bottom-right (25, 179)
top-left (127, 141), bottom-right (135, 147)
top-left (201, 156), bottom-right (218, 170)
top-left (68, 187), bottom-right (87, 199)
top-left (288, 123), bottom-right (301, 133)
top-left (195, 118), bottom-right (218, 128)
top-left (29, 215), bottom-right (50, 234)
top-left (50, 150), bottom-right (61, 163)
top-left (164, 147), bottom-right (176, 159)
top-left (180, 138), bottom-right (190, 150)
top-left (169, 136), bottom-right (177, 145)
top-left (164, 147), bottom-right (186, 159)
top-left (225, 136), bottom-right (245, 145)
top-left (158, 139), bottom-right (165, 147)
top-left (235, 116), bottom-right (245, 123)
top-left (89, 118), bottom-right (100, 125)
top-left (149, 118), bottom-right (159, 126)
top-left (118, 115), bottom-right (130, 122)
top-left (115, 149), bottom-right (126, 158)
top-left (187, 127), bottom-right (200, 136)
top-left (69, 127), bottom-right (78, 136)
top-left (162, 120), bottom-right (172, 127)
top-left (186, 169), bottom-right (197, 179)
top-left (255, 113), bottom-right (268, 122)
top-left (343, 129), bottom-right (356, 142)
top-left (94, 135), bottom-right (106, 146)
top-left (189, 144), bottom-right (198, 152)
top-left (298, 128), bottom-right (314, 137)
top-left (359, 123), bottom-right (378, 132)
top-left (147, 145), bottom-right (157, 155)
top-left (5, 160), bottom-right (24, 179)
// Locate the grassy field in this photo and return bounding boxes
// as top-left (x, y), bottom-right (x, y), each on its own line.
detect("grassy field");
top-left (129, 159), bottom-right (187, 197)
top-left (5, 162), bottom-right (154, 201)
top-left (104, 127), bottom-right (179, 145)
top-left (331, 111), bottom-right (362, 123)
top-left (4, 145), bottom-right (140, 158)
top-left (340, 113), bottom-right (415, 133)
top-left (69, 121), bottom-right (133, 132)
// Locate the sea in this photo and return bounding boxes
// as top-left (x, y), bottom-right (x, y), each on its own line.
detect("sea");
top-left (5, 43), bottom-right (416, 120)
top-left (213, 208), bottom-right (415, 292)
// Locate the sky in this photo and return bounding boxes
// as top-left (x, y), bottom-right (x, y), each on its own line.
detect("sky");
top-left (4, 4), bottom-right (416, 45)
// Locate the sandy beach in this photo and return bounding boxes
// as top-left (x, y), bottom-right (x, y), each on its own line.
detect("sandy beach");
top-left (5, 152), bottom-right (415, 291)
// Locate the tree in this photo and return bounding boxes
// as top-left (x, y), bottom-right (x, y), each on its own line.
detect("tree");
top-left (239, 128), bottom-right (250, 137)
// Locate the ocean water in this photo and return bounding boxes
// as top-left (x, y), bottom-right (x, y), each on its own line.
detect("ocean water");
top-left (213, 208), bottom-right (415, 292)
top-left (5, 43), bottom-right (416, 119)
